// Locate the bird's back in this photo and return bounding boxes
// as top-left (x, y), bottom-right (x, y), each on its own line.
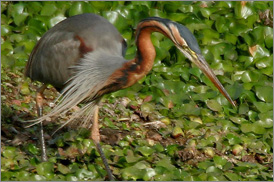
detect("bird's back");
top-left (25, 13), bottom-right (127, 91)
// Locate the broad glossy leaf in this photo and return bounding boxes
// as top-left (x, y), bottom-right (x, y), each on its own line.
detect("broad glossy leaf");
top-left (206, 100), bottom-right (222, 112)
top-left (2, 147), bottom-right (17, 158)
top-left (241, 70), bottom-right (260, 83)
top-left (235, 1), bottom-right (254, 19)
top-left (103, 11), bottom-right (128, 31)
top-left (249, 44), bottom-right (270, 59)
top-left (255, 55), bottom-right (273, 69)
top-left (253, 102), bottom-right (273, 113)
top-left (213, 156), bottom-right (228, 169)
top-left (255, 86), bottom-right (273, 103)
top-left (57, 164), bottom-right (70, 174)
top-left (226, 133), bottom-right (242, 145)
top-left (215, 16), bottom-right (229, 33)
top-left (36, 162), bottom-right (54, 176)
top-left (258, 111), bottom-right (273, 128)
top-left (76, 169), bottom-right (96, 180)
top-left (225, 172), bottom-right (240, 181)
top-left (241, 122), bottom-right (266, 134)
top-left (41, 3), bottom-right (57, 16)
top-left (136, 146), bottom-right (155, 157)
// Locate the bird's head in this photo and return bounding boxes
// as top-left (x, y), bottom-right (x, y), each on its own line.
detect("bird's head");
top-left (165, 20), bottom-right (236, 106)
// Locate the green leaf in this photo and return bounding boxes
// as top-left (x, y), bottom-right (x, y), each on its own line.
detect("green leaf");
top-left (206, 100), bottom-right (222, 112)
top-left (76, 169), bottom-right (96, 180)
top-left (41, 3), bottom-right (57, 16)
top-left (57, 164), bottom-right (71, 174)
top-left (255, 56), bottom-right (273, 69)
top-left (239, 103), bottom-right (249, 114)
top-left (136, 146), bottom-right (155, 157)
top-left (215, 16), bottom-right (228, 33)
top-left (235, 1), bottom-right (254, 19)
top-left (213, 156), bottom-right (228, 169)
top-left (27, 144), bottom-right (39, 155)
top-left (69, 2), bottom-right (93, 16)
top-left (255, 86), bottom-right (273, 103)
top-left (258, 111), bottom-right (273, 128)
top-left (226, 133), bottom-right (241, 145)
top-left (249, 44), bottom-right (270, 59)
top-left (201, 29), bottom-right (220, 44)
top-left (198, 161), bottom-right (214, 170)
top-left (206, 166), bottom-right (222, 174)
top-left (103, 11), bottom-right (128, 31)
top-left (253, 102), bottom-right (273, 113)
top-left (36, 162), bottom-right (54, 176)
top-left (241, 123), bottom-right (266, 134)
top-left (2, 147), bottom-right (17, 158)
top-left (225, 172), bottom-right (240, 181)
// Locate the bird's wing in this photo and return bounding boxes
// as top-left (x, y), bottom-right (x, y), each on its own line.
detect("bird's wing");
top-left (25, 31), bottom-right (82, 90)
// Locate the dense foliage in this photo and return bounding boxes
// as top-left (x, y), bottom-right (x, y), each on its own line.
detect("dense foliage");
top-left (1, 1), bottom-right (273, 181)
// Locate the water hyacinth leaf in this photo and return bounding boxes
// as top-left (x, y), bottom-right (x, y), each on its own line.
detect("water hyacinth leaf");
top-left (125, 153), bottom-right (142, 163)
top-left (76, 169), bottom-right (96, 180)
top-left (14, 12), bottom-right (29, 26)
top-left (172, 126), bottom-right (184, 138)
top-left (57, 164), bottom-right (70, 174)
top-left (241, 123), bottom-right (266, 134)
top-left (224, 49), bottom-right (238, 61)
top-left (257, 111), bottom-right (273, 128)
top-left (253, 102), bottom-right (273, 113)
top-left (215, 16), bottom-right (229, 33)
top-left (10, 3), bottom-right (29, 26)
top-left (226, 133), bottom-right (242, 145)
top-left (249, 44), bottom-right (270, 59)
top-left (201, 28), bottom-right (220, 44)
top-left (2, 147), bottom-right (17, 158)
top-left (121, 161), bottom-right (150, 180)
top-left (224, 33), bottom-right (237, 45)
top-left (213, 156), bottom-right (228, 169)
top-left (255, 86), bottom-right (273, 103)
top-left (225, 82), bottom-right (244, 100)
top-left (103, 11), bottom-right (128, 31)
top-left (1, 25), bottom-right (12, 36)
top-left (27, 144), bottom-right (39, 155)
top-left (206, 165), bottom-right (222, 174)
top-left (143, 168), bottom-right (156, 181)
top-left (48, 15), bottom-right (66, 28)
top-left (238, 103), bottom-right (249, 114)
top-left (225, 172), bottom-right (240, 181)
top-left (1, 1), bottom-right (274, 181)
top-left (180, 103), bottom-right (201, 116)
top-left (235, 1), bottom-right (254, 19)
top-left (198, 161), bottom-right (215, 170)
top-left (36, 162), bottom-right (54, 176)
top-left (156, 157), bottom-right (176, 170)
top-left (255, 55), bottom-right (273, 69)
top-left (265, 33), bottom-right (273, 48)
top-left (206, 100), bottom-right (222, 112)
top-left (229, 21), bottom-right (251, 36)
top-left (241, 70), bottom-right (260, 83)
top-left (40, 3), bottom-right (57, 16)
top-left (230, 116), bottom-right (247, 124)
top-left (136, 146), bottom-right (155, 157)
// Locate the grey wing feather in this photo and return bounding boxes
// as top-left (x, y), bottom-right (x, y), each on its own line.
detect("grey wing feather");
top-left (26, 31), bottom-right (81, 89)
top-left (25, 13), bottom-right (127, 90)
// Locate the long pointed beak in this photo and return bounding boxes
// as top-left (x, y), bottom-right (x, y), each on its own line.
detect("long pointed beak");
top-left (193, 54), bottom-right (236, 107)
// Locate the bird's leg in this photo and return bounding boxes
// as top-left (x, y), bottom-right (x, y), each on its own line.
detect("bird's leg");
top-left (36, 84), bottom-right (48, 162)
top-left (91, 105), bottom-right (114, 181)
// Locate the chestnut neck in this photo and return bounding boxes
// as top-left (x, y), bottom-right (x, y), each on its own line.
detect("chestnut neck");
top-left (123, 26), bottom-right (169, 88)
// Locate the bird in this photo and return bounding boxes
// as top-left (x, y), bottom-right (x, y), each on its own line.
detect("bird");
top-left (25, 13), bottom-right (236, 180)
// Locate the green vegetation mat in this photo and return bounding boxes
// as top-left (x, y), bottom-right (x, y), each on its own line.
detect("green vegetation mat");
top-left (1, 1), bottom-right (273, 181)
